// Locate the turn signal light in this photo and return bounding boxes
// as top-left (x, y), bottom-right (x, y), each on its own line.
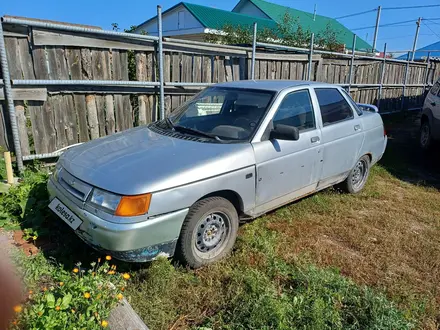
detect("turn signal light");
top-left (115, 193), bottom-right (152, 217)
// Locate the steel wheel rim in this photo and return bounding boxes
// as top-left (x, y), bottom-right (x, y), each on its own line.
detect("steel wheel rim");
top-left (351, 159), bottom-right (367, 189)
top-left (194, 211), bottom-right (230, 257)
top-left (420, 125), bottom-right (429, 147)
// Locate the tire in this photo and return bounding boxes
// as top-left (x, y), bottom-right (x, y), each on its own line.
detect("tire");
top-left (337, 155), bottom-right (370, 194)
top-left (175, 197), bottom-right (239, 268)
top-left (420, 120), bottom-right (432, 151)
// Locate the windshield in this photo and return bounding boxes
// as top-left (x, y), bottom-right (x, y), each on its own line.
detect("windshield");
top-left (168, 87), bottom-right (275, 141)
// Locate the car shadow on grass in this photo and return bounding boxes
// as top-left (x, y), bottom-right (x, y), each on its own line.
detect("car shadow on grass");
top-left (380, 112), bottom-right (440, 190)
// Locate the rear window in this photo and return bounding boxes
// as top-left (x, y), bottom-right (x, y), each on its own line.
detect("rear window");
top-left (430, 82), bottom-right (440, 95)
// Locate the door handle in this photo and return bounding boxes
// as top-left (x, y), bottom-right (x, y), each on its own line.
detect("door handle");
top-left (431, 102), bottom-right (436, 106)
top-left (354, 125), bottom-right (361, 131)
top-left (311, 136), bottom-right (320, 143)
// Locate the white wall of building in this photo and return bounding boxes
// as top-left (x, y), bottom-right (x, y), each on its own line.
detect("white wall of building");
top-left (134, 4), bottom-right (204, 36)
top-left (232, 0), bottom-right (270, 19)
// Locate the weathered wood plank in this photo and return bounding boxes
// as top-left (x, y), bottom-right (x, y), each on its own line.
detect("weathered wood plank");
top-left (105, 95), bottom-right (116, 133)
top-left (193, 55), bottom-right (202, 82)
top-left (202, 56), bottom-right (212, 83)
top-left (4, 37), bottom-right (21, 79)
top-left (172, 53), bottom-right (181, 82)
top-left (72, 95), bottom-right (89, 142)
top-left (113, 95), bottom-right (124, 133)
top-left (112, 51), bottom-right (126, 130)
top-left (32, 46), bottom-right (50, 79)
top-left (281, 62), bottom-right (289, 80)
top-left (17, 38), bottom-right (35, 80)
top-left (0, 103), bottom-right (11, 151)
top-left (33, 28), bottom-right (155, 51)
top-left (86, 95), bottom-right (99, 139)
top-left (225, 56), bottom-right (233, 82)
top-left (164, 53), bottom-right (171, 82)
top-left (14, 101), bottom-right (30, 155)
top-left (27, 101), bottom-right (47, 154)
top-left (0, 88), bottom-right (47, 101)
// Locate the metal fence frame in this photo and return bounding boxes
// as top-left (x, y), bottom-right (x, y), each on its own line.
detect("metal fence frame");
top-left (0, 10), bottom-right (436, 171)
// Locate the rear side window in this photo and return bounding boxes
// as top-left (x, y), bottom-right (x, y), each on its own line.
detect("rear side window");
top-left (431, 82), bottom-right (440, 95)
top-left (315, 88), bottom-right (354, 126)
top-left (273, 89), bottom-right (315, 131)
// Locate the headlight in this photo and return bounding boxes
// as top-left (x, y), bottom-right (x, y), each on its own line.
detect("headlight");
top-left (89, 188), bottom-right (151, 217)
top-left (90, 188), bottom-right (121, 213)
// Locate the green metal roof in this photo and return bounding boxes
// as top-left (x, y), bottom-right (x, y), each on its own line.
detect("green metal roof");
top-left (244, 0), bottom-right (372, 51)
top-left (182, 2), bottom-right (277, 31)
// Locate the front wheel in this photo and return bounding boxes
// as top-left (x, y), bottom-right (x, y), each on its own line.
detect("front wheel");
top-left (337, 155), bottom-right (370, 194)
top-left (175, 197), bottom-right (239, 268)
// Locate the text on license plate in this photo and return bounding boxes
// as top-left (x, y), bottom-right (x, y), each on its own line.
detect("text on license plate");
top-left (49, 198), bottom-right (83, 230)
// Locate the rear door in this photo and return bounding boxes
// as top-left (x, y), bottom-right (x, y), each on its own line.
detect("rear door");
top-left (312, 87), bottom-right (364, 187)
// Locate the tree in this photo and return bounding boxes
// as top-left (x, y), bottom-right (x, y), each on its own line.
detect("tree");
top-left (205, 11), bottom-right (343, 51)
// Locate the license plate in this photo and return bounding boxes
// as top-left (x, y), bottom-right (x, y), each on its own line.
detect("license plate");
top-left (49, 198), bottom-right (83, 230)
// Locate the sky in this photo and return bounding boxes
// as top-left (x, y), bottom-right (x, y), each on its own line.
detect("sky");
top-left (2, 0), bottom-right (440, 54)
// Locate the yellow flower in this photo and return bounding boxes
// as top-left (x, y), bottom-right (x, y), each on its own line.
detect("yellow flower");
top-left (38, 311), bottom-right (43, 317)
top-left (28, 290), bottom-right (33, 294)
top-left (32, 235), bottom-right (37, 240)
top-left (55, 306), bottom-right (60, 311)
top-left (71, 309), bottom-right (75, 313)
top-left (117, 293), bottom-right (123, 300)
top-left (98, 258), bottom-right (101, 263)
top-left (12, 321), bottom-right (17, 325)
top-left (97, 294), bottom-right (102, 300)
top-left (120, 287), bottom-right (125, 292)
top-left (107, 270), bottom-right (115, 275)
top-left (105, 255), bottom-right (112, 261)
top-left (73, 268), bottom-right (79, 273)
top-left (94, 312), bottom-right (99, 317)
top-left (13, 305), bottom-right (22, 313)
top-left (122, 273), bottom-right (130, 280)
top-left (59, 282), bottom-right (64, 286)
top-left (42, 287), bottom-right (48, 292)
top-left (84, 292), bottom-right (91, 299)
top-left (101, 320), bottom-right (108, 328)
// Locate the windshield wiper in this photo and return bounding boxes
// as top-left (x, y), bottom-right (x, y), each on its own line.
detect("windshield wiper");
top-left (173, 125), bottom-right (223, 142)
top-left (164, 117), bottom-right (175, 130)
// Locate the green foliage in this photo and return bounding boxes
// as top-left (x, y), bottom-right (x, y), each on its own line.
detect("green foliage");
top-left (11, 252), bottom-right (128, 330)
top-left (205, 11), bottom-right (343, 51)
top-left (0, 167), bottom-right (50, 235)
top-left (129, 252), bottom-right (412, 330)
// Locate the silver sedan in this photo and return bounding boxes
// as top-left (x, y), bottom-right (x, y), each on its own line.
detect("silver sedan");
top-left (48, 80), bottom-right (387, 268)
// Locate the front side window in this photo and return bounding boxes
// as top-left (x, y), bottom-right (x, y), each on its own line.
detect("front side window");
top-left (168, 87), bottom-right (274, 141)
top-left (273, 89), bottom-right (315, 131)
top-left (315, 88), bottom-right (354, 126)
top-left (341, 89), bottom-right (363, 116)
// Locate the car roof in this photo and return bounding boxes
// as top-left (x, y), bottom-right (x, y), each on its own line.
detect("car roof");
top-left (215, 80), bottom-right (336, 92)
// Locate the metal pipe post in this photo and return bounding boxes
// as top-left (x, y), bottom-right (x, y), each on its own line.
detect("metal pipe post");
top-left (423, 52), bottom-right (431, 91)
top-left (251, 22), bottom-right (257, 80)
top-left (372, 6), bottom-right (381, 52)
top-left (347, 34), bottom-right (357, 93)
top-left (0, 21), bottom-right (23, 172)
top-left (157, 6), bottom-right (165, 121)
top-left (307, 33), bottom-right (315, 81)
top-left (377, 43), bottom-right (387, 108)
top-left (402, 52), bottom-right (411, 111)
top-left (411, 18), bottom-right (421, 61)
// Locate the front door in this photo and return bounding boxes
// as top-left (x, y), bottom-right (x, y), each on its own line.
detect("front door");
top-left (253, 89), bottom-right (322, 210)
top-left (313, 88), bottom-right (365, 187)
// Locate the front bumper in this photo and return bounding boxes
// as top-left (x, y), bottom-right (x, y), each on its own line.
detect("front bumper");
top-left (47, 177), bottom-right (189, 262)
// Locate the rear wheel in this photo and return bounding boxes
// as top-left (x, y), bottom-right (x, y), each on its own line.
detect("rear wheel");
top-left (420, 120), bottom-right (432, 150)
top-left (337, 155), bottom-right (370, 194)
top-left (176, 197), bottom-right (238, 268)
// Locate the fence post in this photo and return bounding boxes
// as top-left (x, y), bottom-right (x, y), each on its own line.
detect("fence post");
top-left (348, 34), bottom-right (357, 93)
top-left (423, 52), bottom-right (431, 92)
top-left (307, 33), bottom-right (315, 81)
top-left (402, 51), bottom-right (410, 111)
top-left (251, 22), bottom-right (257, 80)
top-left (157, 6), bottom-right (165, 120)
top-left (377, 43), bottom-right (387, 108)
top-left (0, 20), bottom-right (23, 172)
top-left (372, 6), bottom-right (381, 53)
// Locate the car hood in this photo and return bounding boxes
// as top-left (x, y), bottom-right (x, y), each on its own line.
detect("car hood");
top-left (59, 126), bottom-right (255, 195)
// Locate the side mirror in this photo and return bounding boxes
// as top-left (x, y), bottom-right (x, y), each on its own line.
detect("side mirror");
top-left (270, 124), bottom-right (299, 141)
top-left (357, 103), bottom-right (379, 113)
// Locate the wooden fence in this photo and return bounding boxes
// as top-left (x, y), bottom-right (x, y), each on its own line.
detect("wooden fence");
top-left (1, 19), bottom-right (440, 159)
